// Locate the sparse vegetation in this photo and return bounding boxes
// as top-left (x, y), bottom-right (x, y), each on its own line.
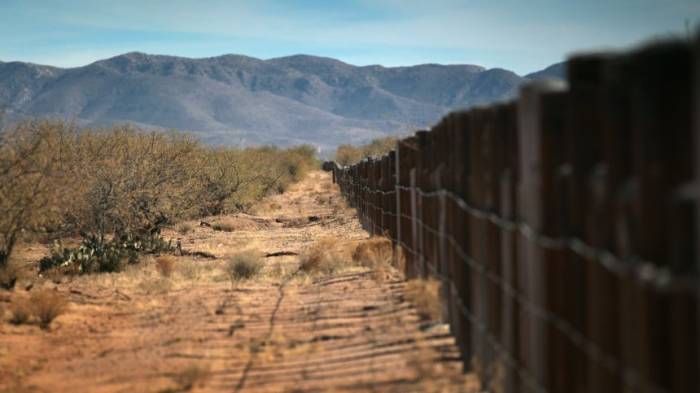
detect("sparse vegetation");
top-left (176, 222), bottom-right (194, 235)
top-left (405, 278), bottom-right (443, 322)
top-left (155, 256), bottom-right (176, 277)
top-left (30, 289), bottom-right (69, 329)
top-left (298, 237), bottom-right (347, 275)
top-left (0, 120), bottom-right (317, 276)
top-left (335, 136), bottom-right (397, 166)
top-left (212, 222), bottom-right (236, 232)
top-left (178, 260), bottom-right (204, 281)
top-left (225, 250), bottom-right (263, 281)
top-left (9, 297), bottom-right (32, 325)
top-left (0, 260), bottom-right (21, 290)
top-left (351, 237), bottom-right (393, 269)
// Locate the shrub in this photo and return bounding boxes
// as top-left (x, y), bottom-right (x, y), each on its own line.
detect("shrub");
top-left (39, 233), bottom-right (173, 275)
top-left (177, 223), bottom-right (194, 235)
top-left (335, 144), bottom-right (363, 167)
top-left (0, 121), bottom-right (66, 272)
top-left (155, 256), bottom-right (176, 277)
top-left (212, 223), bottom-right (236, 232)
top-left (0, 260), bottom-right (20, 290)
top-left (334, 136), bottom-right (397, 166)
top-left (0, 120), bottom-right (318, 273)
top-left (225, 251), bottom-right (263, 282)
top-left (9, 297), bottom-right (32, 325)
top-left (405, 278), bottom-right (443, 322)
top-left (31, 289), bottom-right (69, 329)
top-left (298, 238), bottom-right (346, 275)
top-left (39, 237), bottom-right (129, 274)
top-left (351, 237), bottom-right (393, 269)
top-left (179, 260), bottom-right (203, 281)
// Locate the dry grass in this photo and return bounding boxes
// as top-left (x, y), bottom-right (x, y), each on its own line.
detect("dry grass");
top-left (212, 217), bottom-right (263, 232)
top-left (30, 289), bottom-right (69, 329)
top-left (404, 278), bottom-right (442, 322)
top-left (225, 250), bottom-right (263, 282)
top-left (0, 259), bottom-right (28, 290)
top-left (212, 222), bottom-right (236, 232)
top-left (298, 237), bottom-right (396, 277)
top-left (176, 222), bottom-right (194, 235)
top-left (9, 297), bottom-right (32, 325)
top-left (170, 364), bottom-right (210, 391)
top-left (178, 260), bottom-right (204, 281)
top-left (138, 277), bottom-right (173, 294)
top-left (155, 256), bottom-right (176, 277)
top-left (314, 195), bottom-right (332, 205)
top-left (394, 245), bottom-right (406, 273)
top-left (298, 237), bottom-right (349, 275)
top-left (407, 345), bottom-right (471, 392)
top-left (352, 237), bottom-right (393, 269)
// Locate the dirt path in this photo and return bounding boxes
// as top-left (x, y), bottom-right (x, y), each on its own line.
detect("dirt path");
top-left (1, 171), bottom-right (477, 393)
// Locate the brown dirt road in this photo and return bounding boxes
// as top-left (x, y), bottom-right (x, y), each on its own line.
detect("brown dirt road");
top-left (1, 171), bottom-right (478, 393)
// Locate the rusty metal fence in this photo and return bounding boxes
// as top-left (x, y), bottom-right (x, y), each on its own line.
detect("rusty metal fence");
top-left (333, 39), bottom-right (699, 393)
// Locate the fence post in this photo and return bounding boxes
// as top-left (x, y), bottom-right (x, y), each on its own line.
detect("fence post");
top-left (517, 80), bottom-right (568, 391)
top-left (414, 130), bottom-right (429, 278)
top-left (395, 141), bottom-right (402, 257)
top-left (569, 53), bottom-right (621, 393)
top-left (497, 102), bottom-right (520, 393)
top-left (452, 110), bottom-right (472, 370)
top-left (629, 42), bottom-right (695, 393)
top-left (399, 136), bottom-right (418, 278)
top-left (432, 119), bottom-right (451, 324)
top-left (695, 33), bottom-right (700, 392)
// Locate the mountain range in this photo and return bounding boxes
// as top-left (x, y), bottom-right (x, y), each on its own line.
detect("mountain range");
top-left (0, 52), bottom-right (564, 152)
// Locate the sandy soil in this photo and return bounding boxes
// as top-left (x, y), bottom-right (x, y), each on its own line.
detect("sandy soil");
top-left (0, 171), bottom-right (478, 393)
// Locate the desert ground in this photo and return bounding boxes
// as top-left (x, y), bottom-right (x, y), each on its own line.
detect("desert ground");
top-left (1, 171), bottom-right (477, 393)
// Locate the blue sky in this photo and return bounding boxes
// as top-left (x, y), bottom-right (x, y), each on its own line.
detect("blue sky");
top-left (0, 0), bottom-right (697, 74)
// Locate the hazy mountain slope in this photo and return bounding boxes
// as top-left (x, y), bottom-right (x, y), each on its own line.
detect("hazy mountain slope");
top-left (0, 52), bottom-right (562, 151)
top-left (525, 62), bottom-right (566, 81)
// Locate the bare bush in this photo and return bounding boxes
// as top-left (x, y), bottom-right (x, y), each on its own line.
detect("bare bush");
top-left (0, 119), bottom-right (317, 275)
top-left (9, 297), bottom-right (32, 325)
top-left (351, 237), bottom-right (393, 269)
top-left (0, 121), bottom-right (66, 273)
top-left (0, 260), bottom-right (21, 290)
top-left (335, 136), bottom-right (397, 166)
top-left (155, 256), bottom-right (176, 277)
top-left (298, 237), bottom-right (347, 275)
top-left (405, 278), bottom-right (443, 322)
top-left (31, 289), bottom-right (69, 329)
top-left (225, 251), bottom-right (263, 282)
top-left (177, 222), bottom-right (194, 235)
top-left (178, 260), bottom-right (204, 281)
top-left (212, 223), bottom-right (236, 232)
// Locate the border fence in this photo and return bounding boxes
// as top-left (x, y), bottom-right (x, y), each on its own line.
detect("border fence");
top-left (333, 38), bottom-right (699, 393)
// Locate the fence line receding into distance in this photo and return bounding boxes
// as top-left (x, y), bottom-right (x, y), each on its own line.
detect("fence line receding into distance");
top-left (332, 38), bottom-right (699, 393)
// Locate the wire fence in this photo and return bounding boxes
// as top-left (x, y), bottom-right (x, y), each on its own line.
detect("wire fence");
top-left (332, 38), bottom-right (699, 393)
